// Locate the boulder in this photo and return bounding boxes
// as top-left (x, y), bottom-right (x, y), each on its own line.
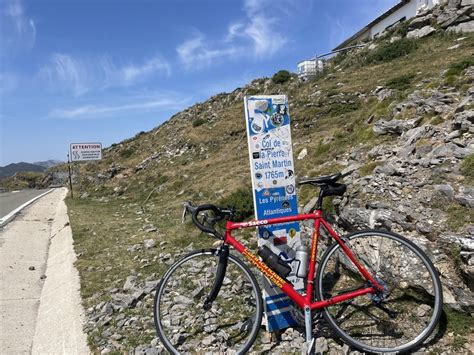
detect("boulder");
top-left (373, 118), bottom-right (421, 135)
top-left (447, 0), bottom-right (462, 8)
top-left (433, 184), bottom-right (455, 198)
top-left (447, 20), bottom-right (474, 32)
top-left (297, 148), bottom-right (307, 160)
top-left (403, 125), bottom-right (435, 145)
top-left (408, 14), bottom-right (434, 30)
top-left (407, 26), bottom-right (437, 39)
top-left (452, 109), bottom-right (474, 132)
top-left (455, 186), bottom-right (474, 208)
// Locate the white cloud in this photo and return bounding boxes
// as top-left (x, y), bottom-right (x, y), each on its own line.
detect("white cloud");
top-left (2, 0), bottom-right (36, 50)
top-left (47, 95), bottom-right (190, 120)
top-left (176, 0), bottom-right (294, 69)
top-left (240, 0), bottom-right (287, 57)
top-left (101, 55), bottom-right (171, 88)
top-left (39, 53), bottom-right (171, 96)
top-left (177, 33), bottom-right (238, 69)
top-left (39, 54), bottom-right (89, 96)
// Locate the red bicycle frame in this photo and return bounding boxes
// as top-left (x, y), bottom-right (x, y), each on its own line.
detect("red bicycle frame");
top-left (223, 209), bottom-right (384, 310)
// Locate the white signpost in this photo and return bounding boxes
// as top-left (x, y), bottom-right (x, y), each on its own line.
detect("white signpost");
top-left (68, 142), bottom-right (102, 198)
top-left (244, 95), bottom-right (303, 332)
top-left (70, 143), bottom-right (102, 162)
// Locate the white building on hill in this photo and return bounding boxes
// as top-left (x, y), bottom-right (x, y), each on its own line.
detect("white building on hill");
top-left (297, 58), bottom-right (324, 79)
top-left (333, 0), bottom-right (442, 51)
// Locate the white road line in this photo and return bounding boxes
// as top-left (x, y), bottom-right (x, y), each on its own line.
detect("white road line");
top-left (0, 189), bottom-right (55, 227)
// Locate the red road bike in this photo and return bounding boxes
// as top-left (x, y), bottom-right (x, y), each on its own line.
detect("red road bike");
top-left (154, 173), bottom-right (442, 354)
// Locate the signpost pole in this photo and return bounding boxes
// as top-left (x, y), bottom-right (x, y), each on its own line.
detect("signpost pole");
top-left (67, 153), bottom-right (74, 199)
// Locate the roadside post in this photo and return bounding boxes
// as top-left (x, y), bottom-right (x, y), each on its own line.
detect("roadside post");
top-left (68, 142), bottom-right (103, 198)
top-left (67, 153), bottom-right (74, 198)
top-left (244, 95), bottom-right (303, 331)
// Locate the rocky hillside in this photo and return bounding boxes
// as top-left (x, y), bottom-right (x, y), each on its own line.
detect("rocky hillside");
top-left (66, 2), bottom-right (474, 354)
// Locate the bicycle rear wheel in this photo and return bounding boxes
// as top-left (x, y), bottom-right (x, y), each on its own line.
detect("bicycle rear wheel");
top-left (154, 249), bottom-right (263, 354)
top-left (316, 230), bottom-right (442, 353)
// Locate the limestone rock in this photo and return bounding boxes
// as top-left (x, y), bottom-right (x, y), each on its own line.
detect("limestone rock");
top-left (407, 26), bottom-right (437, 39)
top-left (447, 20), bottom-right (474, 32)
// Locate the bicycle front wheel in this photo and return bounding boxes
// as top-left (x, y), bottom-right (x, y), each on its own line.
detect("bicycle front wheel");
top-left (316, 230), bottom-right (442, 353)
top-left (154, 249), bottom-right (263, 354)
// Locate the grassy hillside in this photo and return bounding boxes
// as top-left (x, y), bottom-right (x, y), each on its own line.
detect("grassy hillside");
top-left (66, 27), bottom-right (474, 353)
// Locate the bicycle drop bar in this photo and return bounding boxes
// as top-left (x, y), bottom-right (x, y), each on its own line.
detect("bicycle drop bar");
top-left (191, 204), bottom-right (225, 236)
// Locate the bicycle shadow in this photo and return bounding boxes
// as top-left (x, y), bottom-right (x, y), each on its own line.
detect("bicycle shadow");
top-left (260, 310), bottom-right (448, 355)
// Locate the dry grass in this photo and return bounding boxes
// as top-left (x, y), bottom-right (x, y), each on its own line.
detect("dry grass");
top-left (66, 31), bottom-right (474, 351)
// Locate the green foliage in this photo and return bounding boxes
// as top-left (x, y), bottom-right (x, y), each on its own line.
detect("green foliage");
top-left (385, 73), bottom-right (416, 90)
top-left (445, 57), bottom-right (474, 77)
top-left (192, 118), bottom-right (207, 127)
top-left (449, 243), bottom-right (463, 277)
top-left (460, 154), bottom-right (474, 184)
top-left (366, 38), bottom-right (418, 64)
top-left (327, 99), bottom-right (361, 117)
top-left (445, 204), bottom-right (474, 231)
top-left (392, 20), bottom-right (411, 38)
top-left (120, 148), bottom-right (135, 158)
top-left (271, 70), bottom-right (291, 84)
top-left (452, 335), bottom-right (468, 351)
top-left (218, 187), bottom-right (254, 222)
top-left (246, 88), bottom-right (260, 96)
top-left (444, 306), bottom-right (474, 339)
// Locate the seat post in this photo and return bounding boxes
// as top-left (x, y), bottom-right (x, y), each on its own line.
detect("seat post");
top-left (316, 186), bottom-right (325, 210)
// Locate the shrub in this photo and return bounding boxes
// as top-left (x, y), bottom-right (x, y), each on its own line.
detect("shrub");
top-left (445, 204), bottom-right (474, 232)
top-left (327, 100), bottom-right (361, 117)
top-left (385, 73), bottom-right (416, 90)
top-left (218, 187), bottom-right (254, 222)
top-left (366, 38), bottom-right (418, 64)
top-left (460, 154), bottom-right (474, 184)
top-left (445, 57), bottom-right (474, 77)
top-left (192, 118), bottom-right (207, 127)
top-left (120, 148), bottom-right (135, 158)
top-left (246, 88), bottom-right (260, 96)
top-left (272, 70), bottom-right (291, 84)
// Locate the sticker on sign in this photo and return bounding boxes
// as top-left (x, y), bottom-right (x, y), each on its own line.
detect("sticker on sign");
top-left (70, 143), bottom-right (102, 161)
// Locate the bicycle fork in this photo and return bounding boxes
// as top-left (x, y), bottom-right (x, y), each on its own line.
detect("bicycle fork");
top-left (203, 245), bottom-right (229, 310)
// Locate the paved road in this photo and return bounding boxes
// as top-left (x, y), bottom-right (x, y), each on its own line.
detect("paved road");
top-left (0, 188), bottom-right (89, 354)
top-left (0, 189), bottom-right (50, 218)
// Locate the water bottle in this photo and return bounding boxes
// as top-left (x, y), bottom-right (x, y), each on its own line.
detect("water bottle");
top-left (295, 246), bottom-right (308, 278)
top-left (258, 245), bottom-right (291, 278)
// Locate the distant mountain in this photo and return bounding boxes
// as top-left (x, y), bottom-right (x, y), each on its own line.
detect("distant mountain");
top-left (0, 162), bottom-right (46, 178)
top-left (33, 160), bottom-right (63, 169)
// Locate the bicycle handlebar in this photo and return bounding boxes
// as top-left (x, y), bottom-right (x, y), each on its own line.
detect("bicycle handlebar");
top-left (183, 202), bottom-right (234, 238)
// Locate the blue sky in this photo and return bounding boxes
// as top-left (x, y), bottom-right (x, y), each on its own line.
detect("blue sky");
top-left (0, 0), bottom-right (399, 165)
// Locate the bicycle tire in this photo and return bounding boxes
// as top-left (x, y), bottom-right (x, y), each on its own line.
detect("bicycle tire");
top-left (154, 249), bottom-right (263, 354)
top-left (315, 230), bottom-right (442, 353)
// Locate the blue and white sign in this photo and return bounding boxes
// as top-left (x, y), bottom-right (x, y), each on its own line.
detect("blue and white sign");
top-left (244, 95), bottom-right (303, 331)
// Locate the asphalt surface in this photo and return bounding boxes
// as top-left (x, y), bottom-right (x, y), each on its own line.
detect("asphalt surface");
top-left (0, 189), bottom-right (50, 218)
top-left (0, 188), bottom-right (89, 354)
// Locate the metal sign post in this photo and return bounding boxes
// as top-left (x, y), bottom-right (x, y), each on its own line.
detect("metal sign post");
top-left (67, 153), bottom-right (74, 198)
top-left (244, 95), bottom-right (304, 332)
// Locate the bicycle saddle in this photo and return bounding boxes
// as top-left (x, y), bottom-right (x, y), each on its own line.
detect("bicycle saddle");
top-left (299, 172), bottom-right (342, 186)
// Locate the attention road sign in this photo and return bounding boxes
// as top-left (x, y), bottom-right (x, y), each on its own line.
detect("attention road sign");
top-left (70, 143), bottom-right (102, 161)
